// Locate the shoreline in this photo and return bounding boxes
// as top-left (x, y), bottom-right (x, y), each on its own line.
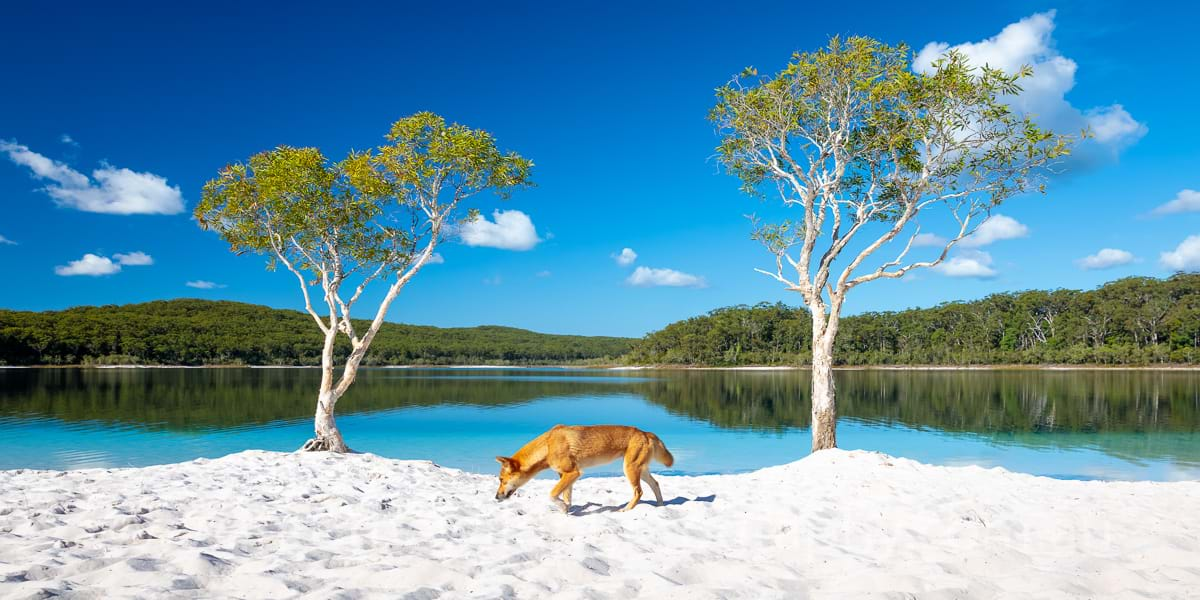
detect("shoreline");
top-left (6, 363), bottom-right (1199, 371)
top-left (2, 449), bottom-right (1196, 598)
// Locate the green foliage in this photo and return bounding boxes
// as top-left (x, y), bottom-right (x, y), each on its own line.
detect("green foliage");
top-left (196, 113), bottom-right (532, 276)
top-left (628, 275), bottom-right (1200, 366)
top-left (710, 37), bottom-right (1076, 310)
top-left (0, 300), bottom-right (633, 366)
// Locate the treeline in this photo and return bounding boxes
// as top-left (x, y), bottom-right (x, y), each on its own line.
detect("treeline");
top-left (628, 275), bottom-right (1200, 366)
top-left (0, 299), bottom-right (634, 366)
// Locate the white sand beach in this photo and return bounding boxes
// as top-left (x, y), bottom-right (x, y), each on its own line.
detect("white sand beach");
top-left (2, 450), bottom-right (1198, 599)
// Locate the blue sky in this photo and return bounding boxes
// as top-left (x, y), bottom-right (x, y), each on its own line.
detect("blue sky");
top-left (1, 0), bottom-right (1197, 337)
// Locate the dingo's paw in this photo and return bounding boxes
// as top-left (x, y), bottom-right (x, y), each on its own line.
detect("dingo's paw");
top-left (552, 498), bottom-right (569, 513)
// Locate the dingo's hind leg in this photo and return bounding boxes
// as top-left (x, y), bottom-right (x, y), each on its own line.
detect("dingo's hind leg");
top-left (640, 468), bottom-right (663, 506)
top-left (621, 458), bottom-right (645, 512)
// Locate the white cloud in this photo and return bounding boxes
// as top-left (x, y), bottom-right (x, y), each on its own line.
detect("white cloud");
top-left (934, 250), bottom-right (997, 278)
top-left (60, 134), bottom-right (78, 147)
top-left (55, 254), bottom-right (121, 276)
top-left (1152, 189), bottom-right (1200, 216)
top-left (911, 233), bottom-right (947, 247)
top-left (54, 251), bottom-right (154, 276)
top-left (460, 209), bottom-right (541, 251)
top-left (536, 270), bottom-right (552, 278)
top-left (1161, 236), bottom-right (1200, 272)
top-left (0, 234), bottom-right (15, 245)
top-left (613, 247), bottom-right (638, 266)
top-left (0, 140), bottom-right (184, 215)
top-left (425, 253), bottom-right (445, 265)
top-left (626, 266), bottom-right (707, 288)
top-left (960, 215), bottom-right (1029, 247)
top-left (114, 251), bottom-right (153, 266)
top-left (186, 280), bottom-right (226, 289)
top-left (1077, 248), bottom-right (1134, 270)
top-left (914, 11), bottom-right (1146, 165)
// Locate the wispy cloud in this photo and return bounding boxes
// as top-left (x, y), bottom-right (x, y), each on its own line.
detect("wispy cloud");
top-left (0, 139), bottom-right (184, 215)
top-left (1077, 248), bottom-right (1134, 270)
top-left (626, 266), bottom-right (707, 288)
top-left (934, 250), bottom-right (997, 278)
top-left (186, 280), bottom-right (227, 289)
top-left (482, 275), bottom-right (503, 286)
top-left (911, 233), bottom-right (947, 248)
top-left (960, 215), bottom-right (1029, 248)
top-left (1151, 189), bottom-right (1200, 216)
top-left (60, 134), bottom-right (78, 147)
top-left (0, 234), bottom-right (16, 246)
top-left (114, 251), bottom-right (153, 266)
top-left (54, 251), bottom-right (154, 276)
top-left (536, 270), bottom-right (552, 278)
top-left (425, 253), bottom-right (445, 265)
top-left (460, 209), bottom-right (541, 251)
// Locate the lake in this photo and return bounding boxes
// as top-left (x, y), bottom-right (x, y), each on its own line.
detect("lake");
top-left (1, 367), bottom-right (1197, 481)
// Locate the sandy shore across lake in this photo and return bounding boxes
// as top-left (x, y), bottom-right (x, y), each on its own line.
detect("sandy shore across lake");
top-left (2, 449), bottom-right (1198, 599)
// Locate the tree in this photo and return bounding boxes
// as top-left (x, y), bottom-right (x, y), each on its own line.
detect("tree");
top-left (195, 112), bottom-right (532, 452)
top-left (710, 37), bottom-right (1074, 451)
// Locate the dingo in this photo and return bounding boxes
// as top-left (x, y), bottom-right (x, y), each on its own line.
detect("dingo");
top-left (494, 424), bottom-right (674, 513)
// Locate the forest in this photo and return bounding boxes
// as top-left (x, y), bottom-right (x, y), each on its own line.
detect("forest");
top-left (2, 275), bottom-right (1198, 367)
top-left (627, 275), bottom-right (1200, 366)
top-left (0, 299), bottom-right (634, 366)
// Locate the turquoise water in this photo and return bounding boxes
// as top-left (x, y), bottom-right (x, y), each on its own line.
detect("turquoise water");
top-left (1, 367), bottom-right (1198, 480)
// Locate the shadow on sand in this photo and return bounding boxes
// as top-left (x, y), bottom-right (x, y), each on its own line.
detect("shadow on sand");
top-left (570, 494), bottom-right (716, 516)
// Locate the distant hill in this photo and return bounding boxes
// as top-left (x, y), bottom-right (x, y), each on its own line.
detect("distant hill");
top-left (0, 299), bottom-right (635, 366)
top-left (627, 275), bottom-right (1200, 366)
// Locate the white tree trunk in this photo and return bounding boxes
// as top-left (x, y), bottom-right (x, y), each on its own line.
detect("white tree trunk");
top-left (301, 328), bottom-right (349, 452)
top-left (302, 390), bottom-right (348, 453)
top-left (810, 316), bottom-right (838, 452)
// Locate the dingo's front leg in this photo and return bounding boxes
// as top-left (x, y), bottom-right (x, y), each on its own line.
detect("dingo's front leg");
top-left (550, 470), bottom-right (581, 513)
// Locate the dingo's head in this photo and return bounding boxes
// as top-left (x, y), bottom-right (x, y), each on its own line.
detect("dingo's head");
top-left (494, 456), bottom-right (531, 501)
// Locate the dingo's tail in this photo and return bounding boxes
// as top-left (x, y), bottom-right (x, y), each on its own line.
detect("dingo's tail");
top-left (649, 433), bottom-right (674, 468)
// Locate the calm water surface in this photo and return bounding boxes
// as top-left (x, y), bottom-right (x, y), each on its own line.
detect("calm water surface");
top-left (1, 367), bottom-right (1198, 481)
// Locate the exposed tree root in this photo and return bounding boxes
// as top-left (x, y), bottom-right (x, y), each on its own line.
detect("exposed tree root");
top-left (299, 435), bottom-right (350, 453)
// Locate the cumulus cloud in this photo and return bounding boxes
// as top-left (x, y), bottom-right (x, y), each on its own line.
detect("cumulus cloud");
top-left (1151, 190), bottom-right (1200, 216)
top-left (460, 209), bottom-right (541, 251)
top-left (626, 266), bottom-right (707, 288)
top-left (114, 251), bottom-right (153, 266)
top-left (54, 251), bottom-right (154, 276)
top-left (0, 234), bottom-right (16, 245)
top-left (612, 247), bottom-right (638, 266)
top-left (55, 254), bottom-right (121, 276)
top-left (959, 215), bottom-right (1029, 248)
top-left (0, 140), bottom-right (184, 215)
top-left (914, 11), bottom-right (1146, 166)
top-left (911, 233), bottom-right (948, 247)
top-left (1077, 248), bottom-right (1134, 270)
top-left (1161, 236), bottom-right (1200, 272)
top-left (933, 250), bottom-right (997, 278)
top-left (186, 280), bottom-right (227, 289)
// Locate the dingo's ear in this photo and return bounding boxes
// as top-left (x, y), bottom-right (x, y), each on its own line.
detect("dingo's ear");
top-left (495, 456), bottom-right (511, 466)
